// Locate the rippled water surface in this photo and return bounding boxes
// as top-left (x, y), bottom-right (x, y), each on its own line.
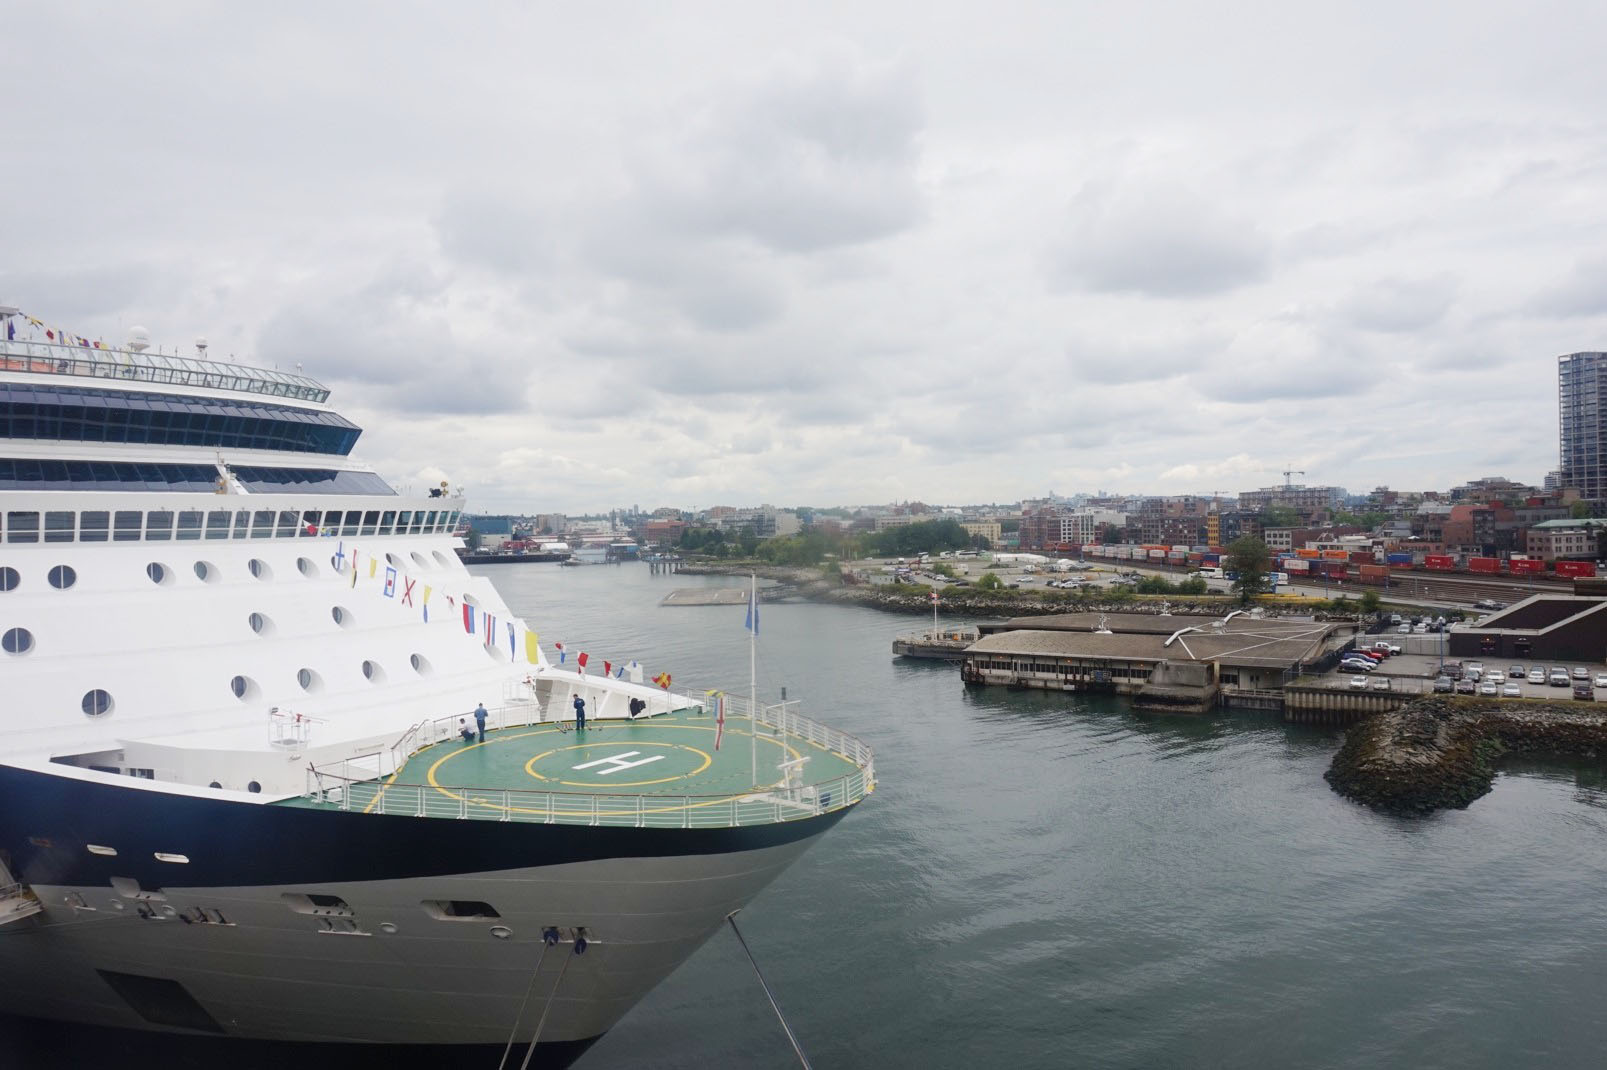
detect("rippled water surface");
top-left (493, 564), bottom-right (1607, 1069)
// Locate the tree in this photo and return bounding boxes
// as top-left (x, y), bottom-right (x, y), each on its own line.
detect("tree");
top-left (1226, 536), bottom-right (1271, 604)
top-left (1570, 499), bottom-right (1593, 519)
top-left (1359, 589), bottom-right (1381, 615)
top-left (976, 571), bottom-right (1004, 591)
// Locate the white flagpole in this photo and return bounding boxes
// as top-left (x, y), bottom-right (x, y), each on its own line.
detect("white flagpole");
top-left (750, 572), bottom-right (758, 787)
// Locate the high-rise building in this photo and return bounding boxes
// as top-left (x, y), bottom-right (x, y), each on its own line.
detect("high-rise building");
top-left (1559, 352), bottom-right (1607, 501)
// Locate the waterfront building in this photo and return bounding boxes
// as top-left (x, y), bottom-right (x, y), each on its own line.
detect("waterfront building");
top-left (1559, 351), bottom-right (1607, 502)
top-left (1525, 518), bottom-right (1607, 562)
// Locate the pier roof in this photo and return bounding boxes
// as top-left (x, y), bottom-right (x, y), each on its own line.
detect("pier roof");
top-left (967, 618), bottom-right (1335, 669)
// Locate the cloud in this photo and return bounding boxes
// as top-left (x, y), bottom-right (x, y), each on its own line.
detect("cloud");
top-left (1527, 256), bottom-right (1607, 318)
top-left (1339, 275), bottom-right (1458, 332)
top-left (1048, 181), bottom-right (1271, 298)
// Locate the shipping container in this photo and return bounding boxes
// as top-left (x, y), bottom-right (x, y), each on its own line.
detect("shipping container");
top-left (1508, 558), bottom-right (1544, 574)
top-left (1202, 553), bottom-right (1221, 566)
top-left (1385, 553), bottom-right (1413, 565)
top-left (1148, 549), bottom-right (1165, 560)
top-left (1295, 548), bottom-right (1321, 559)
top-left (1314, 560), bottom-right (1348, 577)
top-left (1468, 557), bottom-right (1499, 574)
top-left (1424, 554), bottom-right (1456, 570)
top-left (1349, 551), bottom-right (1375, 565)
top-left (1186, 553), bottom-right (1204, 564)
top-left (1171, 545), bottom-right (1190, 553)
top-left (1284, 558), bottom-right (1311, 572)
top-left (1555, 560), bottom-right (1598, 578)
top-left (1359, 564), bottom-right (1391, 578)
top-left (1321, 549), bottom-right (1350, 561)
top-left (1166, 553), bottom-right (1186, 564)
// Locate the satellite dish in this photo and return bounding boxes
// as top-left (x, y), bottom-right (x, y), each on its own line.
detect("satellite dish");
top-left (127, 326), bottom-right (150, 352)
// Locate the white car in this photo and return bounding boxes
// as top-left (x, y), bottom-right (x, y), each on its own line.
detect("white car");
top-left (1479, 682), bottom-right (1498, 696)
top-left (1486, 671), bottom-right (1505, 684)
top-left (1371, 678), bottom-right (1392, 691)
top-left (1501, 684), bottom-right (1522, 697)
top-left (1396, 624), bottom-right (1411, 634)
top-left (1528, 669), bottom-right (1546, 684)
top-left (1348, 675), bottom-right (1368, 690)
top-left (1595, 673), bottom-right (1607, 688)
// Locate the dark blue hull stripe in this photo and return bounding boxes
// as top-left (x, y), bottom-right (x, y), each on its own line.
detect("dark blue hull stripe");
top-left (0, 764), bottom-right (849, 889)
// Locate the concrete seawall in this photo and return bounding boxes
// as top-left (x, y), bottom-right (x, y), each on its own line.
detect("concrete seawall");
top-left (1325, 698), bottom-right (1607, 814)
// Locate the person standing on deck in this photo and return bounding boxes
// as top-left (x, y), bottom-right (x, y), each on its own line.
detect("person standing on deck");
top-left (573, 693), bottom-right (587, 732)
top-left (473, 702), bottom-right (487, 743)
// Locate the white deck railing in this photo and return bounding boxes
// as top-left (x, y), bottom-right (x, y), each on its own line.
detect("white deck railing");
top-left (302, 699), bottom-right (875, 829)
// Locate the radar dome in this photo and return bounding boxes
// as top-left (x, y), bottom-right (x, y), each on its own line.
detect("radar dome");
top-left (195, 337), bottom-right (209, 355)
top-left (127, 326), bottom-right (150, 352)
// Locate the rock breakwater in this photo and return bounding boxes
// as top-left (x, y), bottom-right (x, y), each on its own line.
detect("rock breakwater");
top-left (1325, 698), bottom-right (1607, 814)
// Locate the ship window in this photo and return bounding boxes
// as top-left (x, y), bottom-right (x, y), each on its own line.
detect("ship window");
top-left (281, 893), bottom-right (353, 915)
top-left (342, 510), bottom-right (361, 536)
top-left (422, 899), bottom-right (501, 920)
top-left (424, 511), bottom-right (438, 530)
top-left (154, 853), bottom-right (189, 864)
top-left (203, 510), bottom-right (230, 540)
top-left (0, 566), bottom-right (18, 591)
top-left (275, 511), bottom-right (297, 538)
top-left (80, 511), bottom-right (109, 542)
top-left (410, 653), bottom-right (432, 675)
top-left (379, 511), bottom-right (396, 536)
top-left (48, 564), bottom-right (76, 589)
top-left (114, 511), bottom-right (142, 542)
top-left (248, 612), bottom-right (270, 635)
top-left (81, 689), bottom-right (113, 717)
top-left (2, 627), bottom-right (33, 655)
top-left (145, 510), bottom-right (174, 541)
top-left (297, 557), bottom-right (317, 578)
top-left (247, 781), bottom-right (261, 793)
top-left (331, 605), bottom-right (352, 628)
top-left (251, 510), bottom-right (274, 539)
top-left (6, 511), bottom-right (39, 543)
top-left (398, 511), bottom-right (413, 533)
top-left (146, 562), bottom-right (169, 585)
top-left (296, 667), bottom-right (323, 692)
top-left (176, 510), bottom-right (203, 541)
top-left (234, 510), bottom-right (251, 539)
top-left (230, 675), bottom-right (258, 700)
top-left (194, 561), bottom-right (216, 583)
top-left (361, 660), bottom-right (385, 683)
top-left (87, 844), bottom-right (118, 857)
top-left (248, 558), bottom-right (271, 580)
top-left (361, 511), bottom-right (379, 536)
top-left (44, 511), bottom-right (75, 543)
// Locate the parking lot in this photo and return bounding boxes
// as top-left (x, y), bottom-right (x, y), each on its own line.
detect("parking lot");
top-left (1320, 649), bottom-right (1607, 701)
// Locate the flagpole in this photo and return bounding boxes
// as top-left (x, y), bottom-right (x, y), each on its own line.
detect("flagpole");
top-left (750, 572), bottom-right (758, 788)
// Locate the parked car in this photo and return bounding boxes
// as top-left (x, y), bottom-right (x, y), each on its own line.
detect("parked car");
top-left (1413, 623), bottom-right (1429, 633)
top-left (1348, 675), bottom-right (1368, 690)
top-left (1572, 667), bottom-right (1590, 680)
top-left (1433, 676), bottom-right (1454, 693)
top-left (1527, 669), bottom-right (1547, 684)
top-left (1486, 670), bottom-right (1505, 684)
top-left (1455, 680), bottom-right (1477, 695)
top-left (1341, 660), bottom-right (1377, 673)
top-left (1466, 662), bottom-right (1485, 674)
top-left (1396, 624), bottom-right (1411, 634)
top-left (1465, 668), bottom-right (1483, 682)
top-left (1501, 684), bottom-right (1522, 698)
top-left (1478, 682), bottom-right (1499, 696)
top-left (1594, 673), bottom-right (1607, 688)
top-left (1550, 671), bottom-right (1571, 687)
top-left (1574, 683), bottom-right (1595, 701)
top-left (1509, 665), bottom-right (1526, 678)
top-left (1371, 678), bottom-right (1392, 691)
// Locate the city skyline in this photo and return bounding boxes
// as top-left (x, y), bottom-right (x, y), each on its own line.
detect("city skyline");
top-left (5, 3), bottom-right (1607, 511)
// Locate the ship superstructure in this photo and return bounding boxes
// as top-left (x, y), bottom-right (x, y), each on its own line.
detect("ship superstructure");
top-left (0, 320), bottom-right (873, 1065)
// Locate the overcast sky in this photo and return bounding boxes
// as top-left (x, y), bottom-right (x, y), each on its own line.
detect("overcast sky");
top-left (6, 2), bottom-right (1607, 512)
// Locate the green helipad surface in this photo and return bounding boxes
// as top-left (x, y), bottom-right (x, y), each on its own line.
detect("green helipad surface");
top-left (286, 711), bottom-right (871, 828)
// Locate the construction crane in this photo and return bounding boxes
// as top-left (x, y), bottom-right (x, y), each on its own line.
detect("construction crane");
top-left (1282, 466), bottom-right (1305, 491)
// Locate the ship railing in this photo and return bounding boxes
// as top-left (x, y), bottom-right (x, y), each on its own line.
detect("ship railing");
top-left (0, 337), bottom-right (329, 402)
top-left (302, 702), bottom-right (875, 829)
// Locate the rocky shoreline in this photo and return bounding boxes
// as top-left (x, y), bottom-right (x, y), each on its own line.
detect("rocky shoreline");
top-left (1325, 698), bottom-right (1607, 814)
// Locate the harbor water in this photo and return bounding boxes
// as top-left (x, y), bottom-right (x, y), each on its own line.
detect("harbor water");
top-left (497, 564), bottom-right (1607, 1070)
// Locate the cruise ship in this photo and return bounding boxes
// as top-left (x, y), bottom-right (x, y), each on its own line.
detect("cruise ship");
top-left (0, 312), bottom-right (874, 1067)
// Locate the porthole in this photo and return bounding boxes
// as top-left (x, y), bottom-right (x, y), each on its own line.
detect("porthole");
top-left (386, 553), bottom-right (403, 568)
top-left (331, 605), bottom-right (353, 628)
top-left (248, 558), bottom-right (271, 580)
top-left (248, 612), bottom-right (271, 636)
top-left (247, 781), bottom-right (262, 794)
top-left (2, 627), bottom-right (34, 655)
top-left (147, 562), bottom-right (169, 585)
top-left (48, 565), bottom-right (77, 590)
top-left (411, 552), bottom-right (428, 568)
top-left (297, 667), bottom-right (324, 692)
top-left (81, 689), bottom-right (114, 717)
top-left (0, 566), bottom-right (19, 592)
top-left (297, 557), bottom-right (317, 578)
top-left (194, 561), bottom-right (216, 583)
top-left (361, 660), bottom-right (386, 684)
top-left (433, 551), bottom-right (451, 566)
top-left (230, 675), bottom-right (259, 701)
top-left (410, 653), bottom-right (432, 676)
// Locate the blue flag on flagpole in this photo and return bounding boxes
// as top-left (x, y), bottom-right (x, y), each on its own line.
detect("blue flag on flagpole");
top-left (745, 585), bottom-right (759, 635)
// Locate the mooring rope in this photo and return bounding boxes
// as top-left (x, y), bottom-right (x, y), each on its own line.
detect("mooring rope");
top-left (519, 931), bottom-right (586, 1070)
top-left (497, 927), bottom-right (560, 1070)
top-left (727, 912), bottom-right (813, 1069)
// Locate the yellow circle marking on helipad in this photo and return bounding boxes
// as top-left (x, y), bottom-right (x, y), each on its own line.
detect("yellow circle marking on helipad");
top-left (524, 741), bottom-right (712, 787)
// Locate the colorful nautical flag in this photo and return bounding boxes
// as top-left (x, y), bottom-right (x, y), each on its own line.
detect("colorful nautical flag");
top-left (577, 652), bottom-right (590, 670)
top-left (653, 672), bottom-right (672, 689)
top-left (745, 586), bottom-right (760, 635)
top-left (402, 577), bottom-right (415, 607)
top-left (524, 629), bottom-right (541, 664)
top-left (368, 557), bottom-right (378, 579)
top-left (462, 603), bottom-right (475, 633)
top-left (555, 641), bottom-right (566, 664)
top-left (507, 621), bottom-right (516, 659)
top-left (627, 660), bottom-right (642, 683)
top-left (383, 567), bottom-right (397, 598)
top-left (422, 585), bottom-right (432, 622)
top-left (613, 664), bottom-right (624, 679)
top-left (603, 660), bottom-right (612, 678)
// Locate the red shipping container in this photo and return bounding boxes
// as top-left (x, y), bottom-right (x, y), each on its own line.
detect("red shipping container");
top-left (1508, 558), bottom-right (1544, 573)
top-left (1349, 551), bottom-right (1375, 564)
top-left (1468, 557), bottom-right (1499, 574)
top-left (1359, 564), bottom-right (1390, 578)
top-left (1555, 560), bottom-right (1598, 578)
top-left (1424, 554), bottom-right (1455, 570)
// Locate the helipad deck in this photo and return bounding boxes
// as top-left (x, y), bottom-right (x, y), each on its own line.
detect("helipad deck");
top-left (284, 710), bottom-right (873, 829)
